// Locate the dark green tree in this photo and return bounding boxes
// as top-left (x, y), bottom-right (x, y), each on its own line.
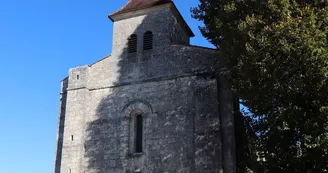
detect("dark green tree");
top-left (192, 0), bottom-right (328, 172)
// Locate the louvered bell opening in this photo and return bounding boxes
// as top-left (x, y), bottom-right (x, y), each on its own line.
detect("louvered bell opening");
top-left (143, 32), bottom-right (153, 50)
top-left (128, 35), bottom-right (137, 53)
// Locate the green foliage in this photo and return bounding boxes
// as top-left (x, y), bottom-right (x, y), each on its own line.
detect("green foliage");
top-left (192, 0), bottom-right (328, 172)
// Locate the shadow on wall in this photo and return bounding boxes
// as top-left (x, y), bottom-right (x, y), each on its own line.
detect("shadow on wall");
top-left (83, 13), bottom-right (158, 173)
top-left (82, 7), bottom-right (235, 173)
top-left (83, 13), bottom-right (199, 173)
top-left (54, 78), bottom-right (68, 173)
top-left (52, 1), bottom-right (237, 172)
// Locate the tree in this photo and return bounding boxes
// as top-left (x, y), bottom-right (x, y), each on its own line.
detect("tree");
top-left (192, 0), bottom-right (328, 172)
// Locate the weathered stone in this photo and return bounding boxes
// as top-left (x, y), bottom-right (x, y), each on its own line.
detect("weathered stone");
top-left (54, 1), bottom-right (236, 173)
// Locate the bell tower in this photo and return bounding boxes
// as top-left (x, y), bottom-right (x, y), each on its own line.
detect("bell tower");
top-left (108, 0), bottom-right (194, 61)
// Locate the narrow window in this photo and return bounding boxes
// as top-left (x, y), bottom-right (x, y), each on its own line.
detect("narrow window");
top-left (77, 75), bottom-right (79, 80)
top-left (128, 34), bottom-right (137, 53)
top-left (143, 31), bottom-right (153, 50)
top-left (135, 114), bottom-right (143, 153)
top-left (71, 135), bottom-right (74, 141)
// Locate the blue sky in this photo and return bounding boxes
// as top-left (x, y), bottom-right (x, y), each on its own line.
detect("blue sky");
top-left (0, 0), bottom-right (212, 172)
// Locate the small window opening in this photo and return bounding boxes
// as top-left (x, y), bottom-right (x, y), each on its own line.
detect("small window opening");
top-left (69, 169), bottom-right (71, 173)
top-left (135, 114), bottom-right (143, 153)
top-left (128, 34), bottom-right (137, 53)
top-left (77, 75), bottom-right (79, 80)
top-left (143, 31), bottom-right (153, 50)
top-left (71, 135), bottom-right (74, 141)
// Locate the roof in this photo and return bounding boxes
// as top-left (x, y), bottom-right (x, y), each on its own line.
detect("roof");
top-left (109, 0), bottom-right (172, 17)
top-left (108, 0), bottom-right (195, 37)
top-left (169, 44), bottom-right (220, 54)
top-left (88, 55), bottom-right (111, 67)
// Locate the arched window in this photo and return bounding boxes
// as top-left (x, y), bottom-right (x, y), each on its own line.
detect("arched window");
top-left (123, 101), bottom-right (152, 155)
top-left (143, 31), bottom-right (153, 50)
top-left (135, 114), bottom-right (143, 153)
top-left (128, 34), bottom-right (137, 53)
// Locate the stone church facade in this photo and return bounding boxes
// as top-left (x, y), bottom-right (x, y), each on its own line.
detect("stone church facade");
top-left (54, 0), bottom-right (236, 173)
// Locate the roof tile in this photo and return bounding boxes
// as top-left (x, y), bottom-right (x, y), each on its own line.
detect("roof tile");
top-left (110, 0), bottom-right (172, 16)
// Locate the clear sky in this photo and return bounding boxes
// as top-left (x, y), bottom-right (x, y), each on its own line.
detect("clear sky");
top-left (0, 0), bottom-right (213, 172)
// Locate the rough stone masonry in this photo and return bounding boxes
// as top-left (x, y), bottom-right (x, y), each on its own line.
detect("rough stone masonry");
top-left (54, 0), bottom-right (236, 173)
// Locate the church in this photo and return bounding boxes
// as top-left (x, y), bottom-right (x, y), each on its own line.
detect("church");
top-left (54, 0), bottom-right (236, 172)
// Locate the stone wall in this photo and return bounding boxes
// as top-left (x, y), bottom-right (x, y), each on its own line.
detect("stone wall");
top-left (54, 78), bottom-right (68, 173)
top-left (81, 75), bottom-right (221, 173)
top-left (54, 3), bottom-right (235, 173)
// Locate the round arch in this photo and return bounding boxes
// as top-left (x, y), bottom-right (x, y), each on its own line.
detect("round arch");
top-left (122, 100), bottom-right (153, 118)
